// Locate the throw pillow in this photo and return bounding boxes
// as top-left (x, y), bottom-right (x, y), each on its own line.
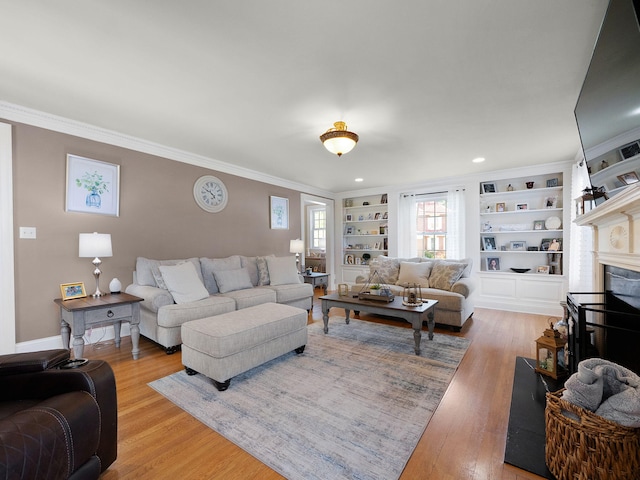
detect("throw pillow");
top-left (266, 256), bottom-right (301, 286)
top-left (158, 262), bottom-right (210, 304)
top-left (370, 255), bottom-right (400, 285)
top-left (135, 257), bottom-right (160, 287)
top-left (213, 267), bottom-right (254, 294)
top-left (136, 257), bottom-right (203, 288)
top-left (240, 256), bottom-right (259, 286)
top-left (200, 255), bottom-right (242, 294)
top-left (256, 255), bottom-right (274, 286)
top-left (429, 262), bottom-right (467, 291)
top-left (396, 261), bottom-right (432, 287)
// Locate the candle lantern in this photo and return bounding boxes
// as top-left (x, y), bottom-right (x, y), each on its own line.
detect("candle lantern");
top-left (402, 283), bottom-right (423, 307)
top-left (535, 322), bottom-right (568, 379)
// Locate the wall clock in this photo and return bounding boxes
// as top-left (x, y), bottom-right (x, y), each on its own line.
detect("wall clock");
top-left (193, 175), bottom-right (228, 213)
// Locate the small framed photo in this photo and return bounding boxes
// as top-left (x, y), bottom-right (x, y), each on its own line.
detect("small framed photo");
top-left (533, 220), bottom-right (545, 230)
top-left (509, 241), bottom-right (527, 251)
top-left (546, 178), bottom-right (559, 188)
top-left (482, 236), bottom-right (497, 251)
top-left (536, 265), bottom-right (550, 274)
top-left (380, 194), bottom-right (388, 204)
top-left (355, 257), bottom-right (362, 265)
top-left (373, 242), bottom-right (381, 250)
top-left (345, 254), bottom-right (355, 265)
top-left (486, 257), bottom-right (500, 271)
top-left (374, 212), bottom-right (381, 219)
top-left (382, 211), bottom-right (388, 219)
top-left (617, 172), bottom-right (639, 185)
top-left (345, 225), bottom-right (354, 235)
top-left (516, 203), bottom-right (528, 211)
top-left (544, 196), bottom-right (558, 208)
top-left (481, 182), bottom-right (497, 194)
top-left (496, 202), bottom-right (506, 212)
top-left (60, 282), bottom-right (87, 301)
top-left (345, 214), bottom-right (353, 221)
top-left (270, 196), bottom-right (289, 229)
top-left (540, 238), bottom-right (562, 251)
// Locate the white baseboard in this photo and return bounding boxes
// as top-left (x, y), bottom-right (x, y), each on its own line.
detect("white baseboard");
top-left (16, 324), bottom-right (131, 354)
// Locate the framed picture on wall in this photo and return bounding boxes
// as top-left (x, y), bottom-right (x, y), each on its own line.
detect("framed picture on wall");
top-left (66, 154), bottom-right (120, 216)
top-left (270, 196), bottom-right (289, 229)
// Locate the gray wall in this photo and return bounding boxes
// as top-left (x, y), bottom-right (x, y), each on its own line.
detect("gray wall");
top-left (10, 121), bottom-right (309, 342)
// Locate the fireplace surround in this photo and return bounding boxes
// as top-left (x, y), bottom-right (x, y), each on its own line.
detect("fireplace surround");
top-left (570, 183), bottom-right (640, 374)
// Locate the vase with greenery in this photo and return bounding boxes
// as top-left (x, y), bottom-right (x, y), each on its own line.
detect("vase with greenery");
top-left (76, 170), bottom-right (109, 208)
top-left (370, 284), bottom-right (381, 295)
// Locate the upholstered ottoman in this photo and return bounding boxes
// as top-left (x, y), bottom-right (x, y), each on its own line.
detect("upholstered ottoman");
top-left (181, 302), bottom-right (308, 391)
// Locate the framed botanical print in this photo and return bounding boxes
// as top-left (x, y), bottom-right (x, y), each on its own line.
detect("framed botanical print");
top-left (66, 154), bottom-right (120, 216)
top-left (270, 196), bottom-right (289, 229)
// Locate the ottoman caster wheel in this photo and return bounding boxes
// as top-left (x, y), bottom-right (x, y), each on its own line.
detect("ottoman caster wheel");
top-left (213, 379), bottom-right (230, 391)
top-left (185, 367), bottom-right (198, 376)
top-left (295, 345), bottom-right (306, 354)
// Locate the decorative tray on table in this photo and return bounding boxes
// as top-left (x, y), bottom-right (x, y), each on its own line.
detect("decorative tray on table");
top-left (358, 291), bottom-right (395, 302)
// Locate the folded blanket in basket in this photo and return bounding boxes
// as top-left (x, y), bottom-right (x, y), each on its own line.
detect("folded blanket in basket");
top-left (562, 358), bottom-right (640, 427)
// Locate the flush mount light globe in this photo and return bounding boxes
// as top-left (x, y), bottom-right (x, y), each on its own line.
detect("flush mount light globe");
top-left (320, 121), bottom-right (359, 156)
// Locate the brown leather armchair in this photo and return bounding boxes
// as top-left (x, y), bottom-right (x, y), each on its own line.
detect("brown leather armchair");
top-left (0, 349), bottom-right (118, 479)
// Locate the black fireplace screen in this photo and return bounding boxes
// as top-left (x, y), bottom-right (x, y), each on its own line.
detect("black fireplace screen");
top-left (567, 266), bottom-right (640, 375)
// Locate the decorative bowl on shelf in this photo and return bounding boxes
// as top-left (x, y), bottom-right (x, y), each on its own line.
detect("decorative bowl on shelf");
top-left (510, 268), bottom-right (531, 273)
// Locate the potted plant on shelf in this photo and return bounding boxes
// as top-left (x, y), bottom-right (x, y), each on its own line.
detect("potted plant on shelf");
top-left (370, 284), bottom-right (381, 295)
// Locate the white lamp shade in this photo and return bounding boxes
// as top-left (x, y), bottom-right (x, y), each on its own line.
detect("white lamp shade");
top-left (289, 239), bottom-right (305, 254)
top-left (79, 232), bottom-right (113, 258)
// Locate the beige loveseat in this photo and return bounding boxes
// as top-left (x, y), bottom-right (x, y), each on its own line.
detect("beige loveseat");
top-left (125, 255), bottom-right (313, 353)
top-left (351, 256), bottom-right (475, 331)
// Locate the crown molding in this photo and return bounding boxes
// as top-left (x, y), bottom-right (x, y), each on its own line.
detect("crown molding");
top-left (0, 102), bottom-right (334, 199)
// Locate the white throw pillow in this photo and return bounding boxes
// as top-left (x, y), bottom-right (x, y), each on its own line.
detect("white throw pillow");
top-left (396, 261), bottom-right (432, 287)
top-left (213, 267), bottom-right (254, 294)
top-left (266, 256), bottom-right (301, 286)
top-left (158, 262), bottom-right (210, 304)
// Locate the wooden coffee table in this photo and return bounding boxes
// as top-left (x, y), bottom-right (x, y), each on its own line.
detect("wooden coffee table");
top-left (320, 293), bottom-right (438, 355)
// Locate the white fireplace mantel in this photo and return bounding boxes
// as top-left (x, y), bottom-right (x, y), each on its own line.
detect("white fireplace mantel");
top-left (575, 183), bottom-right (640, 286)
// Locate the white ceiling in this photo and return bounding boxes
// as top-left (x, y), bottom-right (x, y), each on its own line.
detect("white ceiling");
top-left (0, 1), bottom-right (609, 193)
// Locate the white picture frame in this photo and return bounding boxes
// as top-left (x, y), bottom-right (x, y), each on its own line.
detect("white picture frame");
top-left (481, 182), bottom-right (497, 194)
top-left (270, 196), bottom-right (289, 229)
top-left (66, 154), bottom-right (120, 216)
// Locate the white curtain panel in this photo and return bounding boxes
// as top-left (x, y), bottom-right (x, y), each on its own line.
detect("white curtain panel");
top-left (446, 188), bottom-right (465, 259)
top-left (398, 192), bottom-right (417, 258)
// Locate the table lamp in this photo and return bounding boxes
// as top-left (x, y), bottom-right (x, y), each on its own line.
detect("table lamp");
top-left (289, 239), bottom-right (305, 272)
top-left (79, 232), bottom-right (113, 297)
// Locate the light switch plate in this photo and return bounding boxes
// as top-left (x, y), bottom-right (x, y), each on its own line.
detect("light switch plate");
top-left (19, 227), bottom-right (36, 239)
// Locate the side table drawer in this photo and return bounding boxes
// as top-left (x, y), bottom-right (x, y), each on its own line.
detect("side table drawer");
top-left (85, 304), bottom-right (133, 323)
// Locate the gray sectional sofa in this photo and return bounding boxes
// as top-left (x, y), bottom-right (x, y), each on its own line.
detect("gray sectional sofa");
top-left (125, 254), bottom-right (313, 353)
top-left (351, 256), bottom-right (475, 331)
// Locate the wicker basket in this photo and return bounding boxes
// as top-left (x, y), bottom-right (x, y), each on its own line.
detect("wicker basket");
top-left (545, 388), bottom-right (640, 480)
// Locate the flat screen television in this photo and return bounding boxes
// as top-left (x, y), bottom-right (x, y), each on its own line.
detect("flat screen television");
top-left (575, 0), bottom-right (640, 204)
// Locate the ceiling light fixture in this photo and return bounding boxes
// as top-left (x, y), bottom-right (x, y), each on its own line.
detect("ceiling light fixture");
top-left (472, 157), bottom-right (486, 163)
top-left (320, 121), bottom-right (359, 156)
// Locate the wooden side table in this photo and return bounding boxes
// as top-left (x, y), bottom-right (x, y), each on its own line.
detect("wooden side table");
top-left (302, 272), bottom-right (329, 295)
top-left (54, 293), bottom-right (143, 360)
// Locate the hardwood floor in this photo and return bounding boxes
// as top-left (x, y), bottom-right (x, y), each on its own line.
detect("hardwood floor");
top-left (90, 291), bottom-right (554, 479)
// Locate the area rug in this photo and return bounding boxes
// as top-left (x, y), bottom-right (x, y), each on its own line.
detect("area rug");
top-left (504, 357), bottom-right (565, 479)
top-left (149, 317), bottom-right (470, 480)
